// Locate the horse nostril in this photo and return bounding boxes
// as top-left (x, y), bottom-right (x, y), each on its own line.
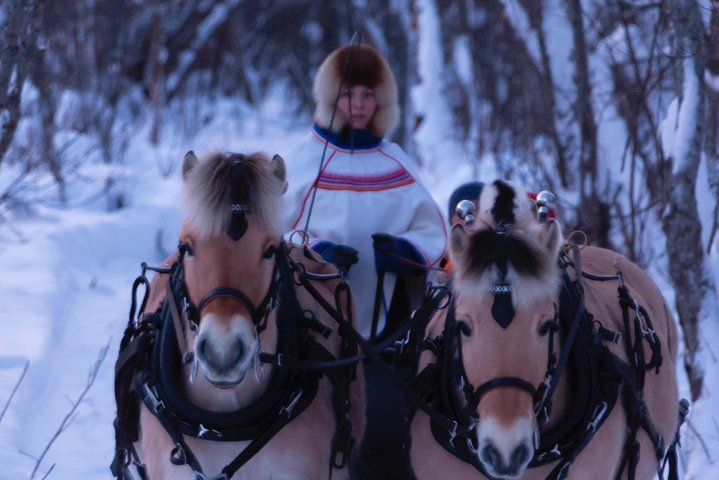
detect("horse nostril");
top-left (231, 340), bottom-right (245, 365)
top-left (509, 443), bottom-right (531, 470)
top-left (480, 443), bottom-right (502, 469)
top-left (198, 338), bottom-right (208, 359)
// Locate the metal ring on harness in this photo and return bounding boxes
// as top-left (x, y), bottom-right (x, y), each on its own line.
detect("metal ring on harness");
top-left (288, 229), bottom-right (309, 247)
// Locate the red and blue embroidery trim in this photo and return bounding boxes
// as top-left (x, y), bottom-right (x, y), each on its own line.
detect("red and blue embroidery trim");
top-left (316, 169), bottom-right (415, 191)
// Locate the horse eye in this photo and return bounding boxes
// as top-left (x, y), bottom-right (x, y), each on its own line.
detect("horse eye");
top-left (181, 241), bottom-right (195, 257)
top-left (538, 319), bottom-right (558, 336)
top-left (458, 320), bottom-right (472, 338)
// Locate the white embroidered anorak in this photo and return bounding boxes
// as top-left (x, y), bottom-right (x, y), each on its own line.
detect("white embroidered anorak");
top-left (282, 126), bottom-right (447, 337)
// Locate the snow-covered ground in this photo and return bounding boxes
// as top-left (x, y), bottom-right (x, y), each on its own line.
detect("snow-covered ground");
top-left (0, 94), bottom-right (717, 479)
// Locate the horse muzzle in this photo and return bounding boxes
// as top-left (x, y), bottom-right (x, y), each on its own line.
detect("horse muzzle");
top-left (475, 416), bottom-right (536, 480)
top-left (194, 316), bottom-right (256, 388)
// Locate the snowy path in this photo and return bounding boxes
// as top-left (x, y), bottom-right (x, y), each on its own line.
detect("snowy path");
top-left (0, 166), bottom-right (181, 478)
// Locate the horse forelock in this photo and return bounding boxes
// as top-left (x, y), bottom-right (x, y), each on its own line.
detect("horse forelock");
top-left (451, 180), bottom-right (561, 307)
top-left (491, 180), bottom-right (516, 225)
top-left (454, 222), bottom-right (561, 309)
top-left (476, 180), bottom-right (536, 229)
top-left (182, 152), bottom-right (283, 239)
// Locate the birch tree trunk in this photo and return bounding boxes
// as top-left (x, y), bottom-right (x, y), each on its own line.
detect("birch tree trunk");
top-left (0, 0), bottom-right (42, 168)
top-left (148, 5), bottom-right (166, 145)
top-left (705, 1), bottom-right (719, 253)
top-left (535, 0), bottom-right (570, 188)
top-left (663, 0), bottom-right (714, 401)
top-left (565, 0), bottom-right (610, 247)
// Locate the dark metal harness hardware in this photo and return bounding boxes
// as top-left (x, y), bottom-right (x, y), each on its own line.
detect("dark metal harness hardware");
top-left (142, 383), bottom-right (165, 414)
top-left (170, 443), bottom-right (187, 466)
top-left (280, 389), bottom-right (304, 418)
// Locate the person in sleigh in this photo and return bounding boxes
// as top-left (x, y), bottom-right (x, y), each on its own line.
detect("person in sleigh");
top-left (281, 42), bottom-right (447, 479)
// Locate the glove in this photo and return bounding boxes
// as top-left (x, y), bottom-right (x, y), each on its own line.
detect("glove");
top-left (372, 233), bottom-right (426, 276)
top-left (312, 241), bottom-right (359, 273)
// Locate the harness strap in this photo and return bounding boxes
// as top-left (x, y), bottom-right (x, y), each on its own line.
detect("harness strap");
top-left (660, 399), bottom-right (690, 480)
top-left (111, 417), bottom-right (148, 479)
top-left (260, 350), bottom-right (365, 370)
top-left (610, 352), bottom-right (666, 479)
top-left (545, 401), bottom-right (613, 480)
top-left (197, 287), bottom-right (260, 320)
top-left (299, 271), bottom-right (469, 438)
top-left (137, 376), bottom-right (206, 476)
top-left (370, 269), bottom-right (386, 342)
top-left (166, 277), bottom-right (192, 362)
top-left (111, 308), bottom-right (162, 479)
top-left (544, 345), bottom-right (627, 479)
top-left (219, 388), bottom-right (307, 479)
top-left (539, 242), bottom-right (587, 416)
top-left (283, 249), bottom-right (359, 473)
top-left (471, 377), bottom-right (537, 406)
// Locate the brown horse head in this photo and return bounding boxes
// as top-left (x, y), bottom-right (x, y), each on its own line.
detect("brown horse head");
top-left (179, 150), bottom-right (287, 405)
top-left (448, 180), bottom-right (563, 478)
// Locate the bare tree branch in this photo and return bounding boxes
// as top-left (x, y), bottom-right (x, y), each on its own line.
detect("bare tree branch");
top-left (0, 359), bottom-right (29, 427)
top-left (685, 416), bottom-right (714, 462)
top-left (29, 340), bottom-right (111, 479)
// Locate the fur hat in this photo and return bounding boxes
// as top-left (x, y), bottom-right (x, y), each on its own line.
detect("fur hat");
top-left (312, 44), bottom-right (399, 137)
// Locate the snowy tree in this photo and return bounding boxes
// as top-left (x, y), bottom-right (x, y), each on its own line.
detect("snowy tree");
top-left (0, 0), bottom-right (41, 167)
top-left (661, 0), bottom-right (716, 400)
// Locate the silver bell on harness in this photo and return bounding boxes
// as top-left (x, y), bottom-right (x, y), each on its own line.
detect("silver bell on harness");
top-left (455, 199), bottom-right (476, 225)
top-left (535, 191), bottom-right (556, 223)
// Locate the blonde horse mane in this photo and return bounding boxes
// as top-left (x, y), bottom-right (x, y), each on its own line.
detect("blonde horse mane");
top-left (182, 151), bottom-right (286, 239)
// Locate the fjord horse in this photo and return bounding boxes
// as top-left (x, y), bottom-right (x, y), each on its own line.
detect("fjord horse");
top-left (410, 180), bottom-right (680, 479)
top-left (112, 151), bottom-right (364, 479)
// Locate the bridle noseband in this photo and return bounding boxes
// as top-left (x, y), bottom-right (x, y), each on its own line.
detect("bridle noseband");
top-left (176, 241), bottom-right (279, 334)
top-left (445, 303), bottom-right (557, 424)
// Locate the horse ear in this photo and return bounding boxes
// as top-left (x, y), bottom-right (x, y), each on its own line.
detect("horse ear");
top-left (540, 219), bottom-right (563, 258)
top-left (450, 223), bottom-right (469, 256)
top-left (182, 151), bottom-right (199, 179)
top-left (271, 154), bottom-right (288, 193)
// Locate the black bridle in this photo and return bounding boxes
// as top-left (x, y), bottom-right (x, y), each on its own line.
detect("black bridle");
top-left (437, 296), bottom-right (560, 437)
top-left (175, 241), bottom-right (279, 334)
top-left (457, 225), bottom-right (563, 423)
